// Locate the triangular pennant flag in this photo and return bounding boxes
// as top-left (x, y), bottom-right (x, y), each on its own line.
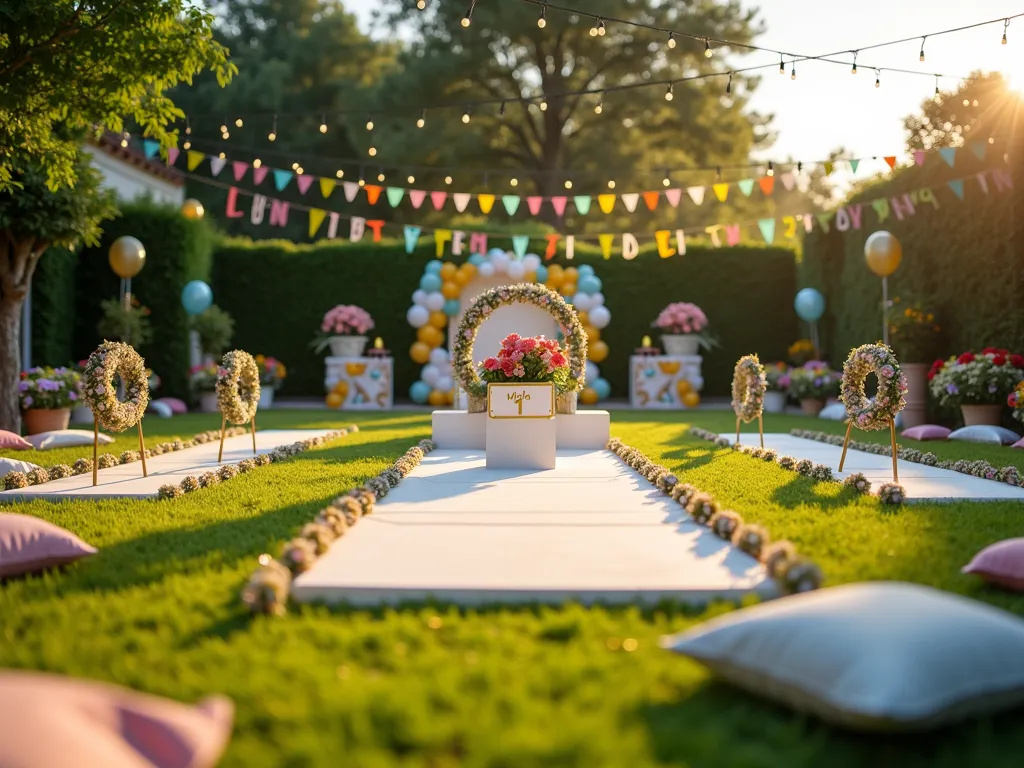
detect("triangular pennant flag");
top-left (686, 186), bottom-right (705, 205)
top-left (253, 166), bottom-right (268, 185)
top-left (737, 179), bottom-right (754, 196)
top-left (343, 181), bottom-right (359, 202)
top-left (231, 161), bottom-right (248, 182)
top-left (913, 150), bottom-right (925, 166)
top-left (477, 193), bottom-right (495, 214)
top-left (430, 190), bottom-right (447, 210)
top-left (142, 139), bottom-right (159, 159)
top-left (502, 195), bottom-right (521, 215)
top-left (713, 183), bottom-right (729, 202)
top-left (938, 147), bottom-right (956, 167)
top-left (209, 156), bottom-right (226, 177)
top-left (598, 194), bottom-right (616, 214)
top-left (823, 162), bottom-right (834, 176)
top-left (527, 196), bottom-right (543, 215)
top-left (758, 176), bottom-right (775, 195)
top-left (272, 169), bottom-right (292, 191)
top-left (319, 178), bottom-right (335, 198)
top-left (453, 193), bottom-right (471, 212)
top-left (574, 196), bottom-right (592, 215)
top-left (403, 226), bottom-right (421, 254)
top-left (976, 171), bottom-right (990, 194)
top-left (598, 234), bottom-right (615, 259)
top-left (969, 141), bottom-right (986, 161)
top-left (947, 179), bottom-right (965, 199)
top-left (757, 218), bottom-right (776, 245)
top-left (296, 175), bottom-right (314, 195)
top-left (780, 172), bottom-right (795, 191)
top-left (664, 188), bottom-right (682, 208)
top-left (642, 191), bottom-right (659, 211)
top-left (386, 187), bottom-right (405, 207)
top-left (167, 147), bottom-right (179, 166)
top-left (408, 189), bottom-right (426, 208)
top-left (849, 159), bottom-right (860, 174)
top-left (551, 197), bottom-right (567, 217)
top-left (621, 193), bottom-right (639, 212)
top-left (512, 235), bottom-right (530, 259)
top-left (309, 209), bottom-right (326, 238)
top-left (186, 150), bottom-right (205, 171)
top-left (364, 184), bottom-right (382, 205)
top-left (883, 156), bottom-right (897, 170)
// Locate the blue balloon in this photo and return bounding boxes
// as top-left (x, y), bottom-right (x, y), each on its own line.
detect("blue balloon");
top-left (410, 381), bottom-right (431, 404)
top-left (577, 264), bottom-right (595, 278)
top-left (181, 280), bottom-right (213, 316)
top-left (578, 275), bottom-right (602, 294)
top-left (420, 273), bottom-right (442, 293)
top-left (425, 260), bottom-right (443, 275)
top-left (468, 253), bottom-right (485, 265)
top-left (487, 247), bottom-right (506, 258)
top-left (794, 288), bottom-right (826, 323)
top-left (535, 265), bottom-right (548, 283)
top-left (443, 299), bottom-right (461, 316)
top-left (593, 377), bottom-right (611, 399)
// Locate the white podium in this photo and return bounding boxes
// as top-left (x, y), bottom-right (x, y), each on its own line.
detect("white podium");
top-left (484, 383), bottom-right (556, 469)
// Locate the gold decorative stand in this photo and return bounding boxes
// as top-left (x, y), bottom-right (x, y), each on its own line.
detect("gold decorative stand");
top-left (735, 414), bottom-right (764, 449)
top-left (838, 418), bottom-right (898, 482)
top-left (92, 416), bottom-right (148, 487)
top-left (218, 415), bottom-right (258, 463)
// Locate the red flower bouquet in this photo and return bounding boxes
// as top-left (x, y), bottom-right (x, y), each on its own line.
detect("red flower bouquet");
top-left (480, 334), bottom-right (570, 389)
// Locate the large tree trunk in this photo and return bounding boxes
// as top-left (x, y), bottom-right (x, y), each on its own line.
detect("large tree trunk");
top-left (0, 294), bottom-right (22, 433)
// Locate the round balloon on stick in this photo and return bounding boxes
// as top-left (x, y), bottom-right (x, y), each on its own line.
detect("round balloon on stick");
top-left (794, 288), bottom-right (825, 322)
top-left (864, 231), bottom-right (902, 277)
top-left (181, 280), bottom-right (213, 316)
top-left (181, 199), bottom-right (205, 220)
top-left (109, 236), bottom-right (146, 278)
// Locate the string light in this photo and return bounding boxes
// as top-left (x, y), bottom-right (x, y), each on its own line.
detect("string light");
top-left (664, 82), bottom-right (673, 101)
top-left (221, 130), bottom-right (230, 139)
top-left (919, 36), bottom-right (926, 61)
top-left (416, 0), bottom-right (425, 8)
top-left (510, 177), bottom-right (518, 187)
top-left (220, 152), bottom-right (227, 160)
top-left (1002, 19), bottom-right (1009, 44)
top-left (365, 116), bottom-right (374, 131)
top-left (358, 176), bottom-right (365, 187)
top-left (767, 161), bottom-right (774, 177)
top-left (704, 38), bottom-right (712, 57)
top-left (253, 158), bottom-right (262, 168)
top-left (268, 115), bottom-right (277, 142)
top-left (590, 18), bottom-right (605, 36)
top-left (594, 94), bottom-right (603, 114)
top-left (790, 61), bottom-right (796, 80)
top-left (778, 54), bottom-right (784, 75)
top-left (461, 0), bottom-right (475, 27)
top-left (963, 98), bottom-right (969, 106)
top-left (851, 51), bottom-right (858, 74)
top-left (416, 109), bottom-right (426, 128)
top-left (875, 69), bottom-right (881, 87)
top-left (183, 140), bottom-right (191, 150)
top-left (219, 123), bottom-right (227, 133)
top-left (540, 98), bottom-right (548, 111)
top-left (407, 174), bottom-right (415, 183)
top-left (335, 169), bottom-right (343, 178)
top-left (368, 146), bottom-right (377, 157)
top-left (185, 122), bottom-right (191, 136)
top-left (973, 99), bottom-right (979, 106)
top-left (291, 162), bottom-right (299, 170)
top-left (662, 172), bottom-right (671, 187)
top-left (461, 107), bottom-right (471, 123)
top-left (235, 118), bottom-right (243, 128)
top-left (667, 32), bottom-right (676, 49)
top-left (607, 180), bottom-right (616, 189)
top-left (444, 175), bottom-right (453, 185)
top-left (537, 3), bottom-right (546, 28)
top-left (564, 179), bottom-right (573, 189)
top-left (120, 131), bottom-right (129, 148)
top-left (377, 172), bottom-right (385, 182)
top-left (725, 72), bottom-right (732, 95)
top-left (319, 116), bottom-right (328, 134)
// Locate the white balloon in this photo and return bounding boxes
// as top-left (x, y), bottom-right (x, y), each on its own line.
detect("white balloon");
top-left (589, 305), bottom-right (611, 329)
top-left (692, 376), bottom-right (704, 391)
top-left (491, 251), bottom-right (510, 273)
top-left (585, 361), bottom-right (600, 385)
top-left (522, 254), bottom-right (541, 271)
top-left (425, 291), bottom-right (445, 311)
top-left (412, 289), bottom-right (428, 306)
top-left (507, 261), bottom-right (525, 280)
top-left (478, 262), bottom-right (496, 278)
top-left (436, 375), bottom-right (454, 393)
top-left (429, 347), bottom-right (450, 367)
top-left (422, 364), bottom-right (441, 387)
top-left (590, 291), bottom-right (605, 307)
top-left (407, 305), bottom-right (430, 328)
top-left (573, 293), bottom-right (593, 312)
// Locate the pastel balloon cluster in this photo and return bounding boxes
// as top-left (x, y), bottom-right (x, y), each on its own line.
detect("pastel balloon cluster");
top-left (409, 347), bottom-right (455, 406)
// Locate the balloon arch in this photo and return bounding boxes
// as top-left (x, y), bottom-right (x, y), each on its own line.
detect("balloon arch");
top-left (406, 249), bottom-right (612, 406)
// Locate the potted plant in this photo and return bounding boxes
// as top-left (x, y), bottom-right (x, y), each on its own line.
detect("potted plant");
top-left (1009, 380), bottom-right (1024, 427)
top-left (652, 302), bottom-right (715, 356)
top-left (97, 293), bottom-right (153, 348)
top-left (481, 333), bottom-right (570, 394)
top-left (928, 349), bottom-right (1024, 426)
top-left (763, 362), bottom-right (790, 413)
top-left (787, 339), bottom-right (816, 366)
top-left (255, 355), bottom-right (287, 409)
top-left (887, 297), bottom-right (943, 428)
top-left (189, 362), bottom-right (220, 413)
top-left (19, 366), bottom-right (81, 434)
top-left (191, 305), bottom-right (235, 364)
top-left (313, 305), bottom-right (375, 357)
top-left (787, 361), bottom-right (840, 416)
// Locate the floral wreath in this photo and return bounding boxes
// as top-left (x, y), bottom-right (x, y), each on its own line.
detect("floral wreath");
top-left (81, 341), bottom-right (149, 432)
top-left (216, 350), bottom-right (261, 425)
top-left (840, 343), bottom-right (908, 431)
top-left (452, 283), bottom-right (587, 398)
top-left (731, 354), bottom-right (767, 423)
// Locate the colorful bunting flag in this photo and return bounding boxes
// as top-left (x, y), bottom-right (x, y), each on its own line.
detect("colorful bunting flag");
top-left (512, 235), bottom-right (530, 258)
top-left (209, 157), bottom-right (226, 177)
top-left (849, 159), bottom-right (859, 174)
top-left (430, 191), bottom-right (446, 210)
top-left (598, 194), bottom-right (616, 214)
top-left (641, 191), bottom-right (659, 211)
top-left (938, 147), bottom-right (956, 168)
top-left (272, 169), bottom-right (292, 191)
top-left (686, 186), bottom-right (705, 205)
top-left (883, 156), bottom-right (897, 170)
top-left (527, 196), bottom-right (543, 215)
top-left (574, 196), bottom-right (592, 215)
top-left (167, 147), bottom-right (179, 166)
top-left (502, 195), bottom-right (521, 215)
top-left (343, 182), bottom-right (359, 202)
top-left (664, 188), bottom-right (682, 208)
top-left (453, 193), bottom-right (471, 212)
top-left (736, 179), bottom-right (754, 197)
top-left (757, 218), bottom-right (776, 244)
top-left (598, 234), bottom-right (615, 259)
top-left (364, 184), bottom-right (382, 205)
top-left (232, 161), bottom-right (248, 182)
top-left (386, 187), bottom-right (405, 207)
top-left (319, 178), bottom-right (335, 198)
top-left (712, 183), bottom-right (729, 202)
top-left (142, 139), bottom-right (159, 159)
top-left (621, 193), bottom-right (639, 213)
top-left (947, 179), bottom-right (965, 199)
top-left (408, 189), bottom-right (426, 208)
top-left (913, 151), bottom-right (925, 166)
top-left (253, 166), bottom-right (268, 186)
top-left (477, 193), bottom-right (494, 214)
top-left (296, 175), bottom-right (314, 195)
top-left (823, 162), bottom-right (834, 176)
top-left (309, 208), bottom-right (326, 238)
top-left (186, 150), bottom-right (205, 171)
top-left (403, 226), bottom-right (421, 254)
top-left (758, 176), bottom-right (775, 196)
top-left (969, 142), bottom-right (986, 161)
top-left (780, 172), bottom-right (795, 191)
top-left (551, 197), bottom-right (567, 217)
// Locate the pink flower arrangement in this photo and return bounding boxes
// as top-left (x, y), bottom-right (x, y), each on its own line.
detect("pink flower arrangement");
top-left (653, 302), bottom-right (708, 335)
top-left (480, 333), bottom-right (570, 388)
top-left (321, 305), bottom-right (374, 336)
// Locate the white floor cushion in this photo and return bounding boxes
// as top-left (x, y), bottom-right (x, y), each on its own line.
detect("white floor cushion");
top-left (1, 458), bottom-right (43, 477)
top-left (25, 430), bottom-right (114, 451)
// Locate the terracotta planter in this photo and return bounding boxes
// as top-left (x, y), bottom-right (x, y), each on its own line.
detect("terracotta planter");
top-left (961, 404), bottom-right (1002, 427)
top-left (329, 336), bottom-right (368, 357)
top-left (901, 363), bottom-right (930, 429)
top-left (800, 398), bottom-right (825, 417)
top-left (199, 391), bottom-right (219, 413)
top-left (763, 391), bottom-right (787, 413)
top-left (661, 334), bottom-right (701, 356)
top-left (23, 408), bottom-right (71, 435)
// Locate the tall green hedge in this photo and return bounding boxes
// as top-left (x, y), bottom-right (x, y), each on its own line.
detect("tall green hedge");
top-left (212, 239), bottom-right (798, 399)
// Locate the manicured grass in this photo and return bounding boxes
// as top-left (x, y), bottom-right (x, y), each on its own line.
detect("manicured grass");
top-left (3, 409), bottom-right (1024, 767)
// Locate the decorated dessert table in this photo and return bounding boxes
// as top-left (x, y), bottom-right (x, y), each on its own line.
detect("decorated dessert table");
top-left (629, 354), bottom-right (704, 409)
top-left (324, 356), bottom-right (394, 410)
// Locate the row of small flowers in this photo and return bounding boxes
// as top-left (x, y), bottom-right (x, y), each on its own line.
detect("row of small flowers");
top-left (606, 436), bottom-right (823, 593)
top-left (156, 427), bottom-right (357, 500)
top-left (2, 426), bottom-right (250, 490)
top-left (241, 438), bottom-right (437, 616)
top-left (689, 427), bottom-right (907, 506)
top-left (790, 428), bottom-right (1024, 487)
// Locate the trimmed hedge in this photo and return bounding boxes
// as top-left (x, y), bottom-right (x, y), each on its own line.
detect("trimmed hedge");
top-left (212, 238), bottom-right (799, 400)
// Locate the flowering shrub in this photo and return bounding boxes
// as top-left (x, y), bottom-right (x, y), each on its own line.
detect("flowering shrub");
top-left (321, 305), bottom-right (374, 336)
top-left (19, 367), bottom-right (80, 410)
top-left (764, 362), bottom-right (790, 393)
top-left (189, 362), bottom-right (220, 393)
top-left (786, 361), bottom-right (840, 400)
top-left (928, 348), bottom-right (1024, 407)
top-left (1010, 380), bottom-right (1024, 425)
top-left (480, 334), bottom-right (570, 389)
top-left (888, 297), bottom-right (942, 362)
top-left (255, 354), bottom-right (287, 390)
top-left (653, 302), bottom-right (707, 335)
top-left (787, 339), bottom-right (816, 366)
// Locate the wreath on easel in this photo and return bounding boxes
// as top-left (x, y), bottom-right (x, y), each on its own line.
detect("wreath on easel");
top-left (215, 350), bottom-right (261, 462)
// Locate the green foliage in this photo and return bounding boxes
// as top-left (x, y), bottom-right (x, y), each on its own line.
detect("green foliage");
top-left (191, 305), bottom-right (235, 356)
top-left (0, 0), bottom-right (234, 191)
top-left (212, 238), bottom-right (798, 398)
top-left (97, 295), bottom-right (154, 348)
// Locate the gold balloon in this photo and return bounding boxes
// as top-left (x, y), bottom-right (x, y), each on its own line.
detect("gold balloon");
top-left (442, 281), bottom-right (461, 299)
top-left (589, 340), bottom-right (609, 362)
top-left (410, 342), bottom-right (431, 364)
top-left (864, 231), bottom-right (902, 277)
top-left (326, 391), bottom-right (344, 409)
top-left (559, 282), bottom-right (576, 297)
top-left (181, 199), bottom-right (205, 220)
top-left (676, 379), bottom-right (692, 396)
top-left (682, 391), bottom-right (700, 408)
top-left (428, 390), bottom-right (446, 406)
top-left (417, 324), bottom-right (443, 347)
top-left (576, 310), bottom-right (589, 327)
top-left (440, 262), bottom-right (457, 280)
top-left (108, 236), bottom-right (146, 278)
top-left (584, 325), bottom-right (600, 343)
top-left (581, 387), bottom-right (599, 405)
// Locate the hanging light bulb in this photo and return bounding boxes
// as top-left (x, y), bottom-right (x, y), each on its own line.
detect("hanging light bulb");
top-left (540, 98), bottom-right (548, 111)
top-left (594, 94), bottom-right (603, 114)
top-left (416, 0), bottom-right (426, 8)
top-left (416, 109), bottom-right (426, 128)
top-left (1002, 19), bottom-right (1009, 45)
top-left (378, 172), bottom-right (385, 182)
top-left (220, 152), bottom-right (227, 160)
top-left (366, 116), bottom-right (374, 131)
top-left (973, 99), bottom-right (979, 106)
top-left (564, 179), bottom-right (573, 189)
top-left (235, 118), bottom-right (244, 128)
top-left (607, 180), bottom-right (616, 189)
top-left (510, 177), bottom-right (518, 187)
top-left (919, 36), bottom-right (926, 61)
top-left (407, 175), bottom-right (415, 184)
top-left (296, 166), bottom-right (304, 174)
top-left (875, 69), bottom-right (881, 88)
top-left (664, 82), bottom-right (673, 101)
top-left (851, 51), bottom-right (858, 74)
top-left (319, 116), bottom-right (328, 134)
top-left (461, 108), bottom-right (471, 124)
top-left (704, 38), bottom-right (712, 57)
top-left (368, 146), bottom-right (377, 157)
top-left (358, 177), bottom-right (365, 187)
top-left (963, 98), bottom-right (969, 106)
top-left (219, 123), bottom-right (227, 133)
top-left (268, 115), bottom-right (278, 142)
top-left (667, 33), bottom-right (676, 49)
top-left (445, 175), bottom-right (453, 185)
top-left (461, 0), bottom-right (475, 27)
top-left (185, 123), bottom-right (192, 136)
top-left (725, 72), bottom-right (732, 95)
top-left (120, 131), bottom-right (129, 148)
top-left (662, 174), bottom-right (671, 187)
top-left (537, 4), bottom-right (546, 28)
top-left (790, 62), bottom-right (796, 80)
top-left (779, 54), bottom-right (784, 75)
top-left (598, 19), bottom-right (606, 36)
top-left (291, 162), bottom-right (299, 170)
top-left (183, 140), bottom-right (191, 150)
top-left (767, 161), bottom-right (774, 177)
top-left (335, 169), bottom-right (344, 178)
top-left (253, 158), bottom-right (262, 169)
top-left (222, 130), bottom-right (230, 139)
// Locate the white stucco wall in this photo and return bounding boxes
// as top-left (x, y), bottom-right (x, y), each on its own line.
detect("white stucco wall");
top-left (83, 145), bottom-right (185, 205)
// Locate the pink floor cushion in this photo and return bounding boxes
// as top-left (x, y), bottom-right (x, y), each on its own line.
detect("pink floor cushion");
top-left (0, 671), bottom-right (234, 768)
top-left (0, 429), bottom-right (32, 450)
top-left (963, 538), bottom-right (1024, 591)
top-left (1013, 438), bottom-right (1024, 449)
top-left (0, 513), bottom-right (97, 578)
top-left (156, 397), bottom-right (188, 415)
top-left (948, 426), bottom-right (1022, 445)
top-left (901, 425), bottom-right (951, 441)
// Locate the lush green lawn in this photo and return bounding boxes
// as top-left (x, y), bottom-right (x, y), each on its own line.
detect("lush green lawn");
top-left (3, 409), bottom-right (1024, 768)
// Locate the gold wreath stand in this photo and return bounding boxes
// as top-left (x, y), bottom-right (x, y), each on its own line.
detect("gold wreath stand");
top-left (218, 414), bottom-right (258, 463)
top-left (93, 416), bottom-right (148, 487)
top-left (735, 414), bottom-right (764, 449)
top-left (837, 418), bottom-right (899, 482)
